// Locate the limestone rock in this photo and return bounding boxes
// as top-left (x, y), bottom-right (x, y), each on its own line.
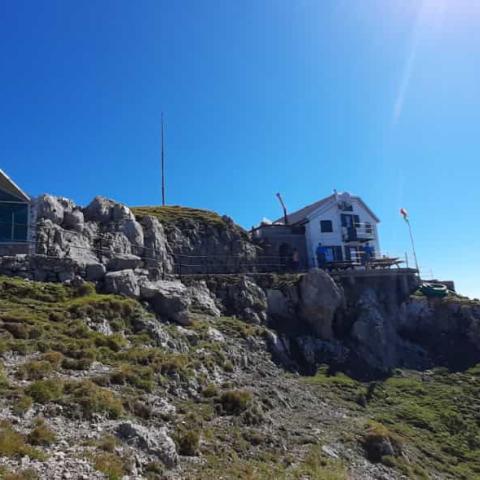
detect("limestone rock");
top-left (63, 209), bottom-right (84, 232)
top-left (140, 279), bottom-right (192, 325)
top-left (106, 253), bottom-right (143, 272)
top-left (141, 215), bottom-right (173, 273)
top-left (228, 277), bottom-right (268, 324)
top-left (104, 269), bottom-right (140, 298)
top-left (119, 218), bottom-right (144, 247)
top-left (83, 196), bottom-right (116, 223)
top-left (116, 422), bottom-right (178, 467)
top-left (85, 262), bottom-right (106, 281)
top-left (187, 281), bottom-right (221, 317)
top-left (298, 269), bottom-right (344, 339)
top-left (36, 194), bottom-right (67, 224)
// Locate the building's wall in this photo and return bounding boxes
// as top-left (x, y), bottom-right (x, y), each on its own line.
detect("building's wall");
top-left (253, 225), bottom-right (308, 270)
top-left (305, 197), bottom-right (380, 267)
top-left (0, 244), bottom-right (30, 256)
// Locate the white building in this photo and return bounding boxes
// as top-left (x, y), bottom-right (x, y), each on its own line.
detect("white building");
top-left (253, 191), bottom-right (380, 269)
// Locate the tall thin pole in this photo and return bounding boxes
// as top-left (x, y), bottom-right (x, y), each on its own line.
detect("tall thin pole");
top-left (161, 113), bottom-right (166, 206)
top-left (406, 219), bottom-right (419, 274)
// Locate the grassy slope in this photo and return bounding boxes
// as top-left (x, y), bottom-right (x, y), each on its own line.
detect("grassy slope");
top-left (0, 277), bottom-right (345, 479)
top-left (305, 366), bottom-right (480, 479)
top-left (1, 276), bottom-right (480, 479)
top-left (131, 205), bottom-right (230, 229)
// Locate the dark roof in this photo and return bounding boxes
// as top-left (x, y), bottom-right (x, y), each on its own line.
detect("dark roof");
top-left (0, 170), bottom-right (30, 202)
top-left (274, 194), bottom-right (336, 225)
top-left (274, 193), bottom-right (380, 225)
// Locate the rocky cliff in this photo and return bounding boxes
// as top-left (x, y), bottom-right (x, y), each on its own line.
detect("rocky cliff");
top-left (0, 196), bottom-right (480, 479)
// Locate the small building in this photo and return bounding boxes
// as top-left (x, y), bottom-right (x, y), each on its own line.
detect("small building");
top-left (0, 169), bottom-right (31, 255)
top-left (252, 192), bottom-right (380, 269)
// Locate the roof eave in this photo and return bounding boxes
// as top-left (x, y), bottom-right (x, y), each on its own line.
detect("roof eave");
top-left (0, 169), bottom-right (30, 202)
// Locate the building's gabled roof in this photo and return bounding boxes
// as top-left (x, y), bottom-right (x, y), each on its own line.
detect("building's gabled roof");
top-left (274, 192), bottom-right (380, 225)
top-left (274, 194), bottom-right (336, 225)
top-left (0, 169), bottom-right (30, 202)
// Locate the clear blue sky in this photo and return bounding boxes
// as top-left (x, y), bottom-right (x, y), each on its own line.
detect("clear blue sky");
top-left (1, 0), bottom-right (479, 298)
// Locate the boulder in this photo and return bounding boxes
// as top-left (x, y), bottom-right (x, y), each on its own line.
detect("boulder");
top-left (106, 253), bottom-right (143, 272)
top-left (116, 422), bottom-right (178, 467)
top-left (83, 196), bottom-right (115, 223)
top-left (187, 281), bottom-right (221, 317)
top-left (119, 219), bottom-right (144, 248)
top-left (112, 203), bottom-right (136, 222)
top-left (85, 263), bottom-right (106, 281)
top-left (266, 289), bottom-right (295, 321)
top-left (35, 194), bottom-right (66, 224)
top-left (141, 215), bottom-right (173, 273)
top-left (104, 269), bottom-right (140, 298)
top-left (228, 277), bottom-right (268, 324)
top-left (298, 269), bottom-right (344, 339)
top-left (63, 209), bottom-right (84, 232)
top-left (140, 279), bottom-right (192, 325)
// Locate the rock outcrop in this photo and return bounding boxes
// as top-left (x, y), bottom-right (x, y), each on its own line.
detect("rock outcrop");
top-left (298, 269), bottom-right (344, 339)
top-left (1, 193), bottom-right (479, 380)
top-left (116, 422), bottom-right (178, 468)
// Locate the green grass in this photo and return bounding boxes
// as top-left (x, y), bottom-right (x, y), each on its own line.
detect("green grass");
top-left (0, 420), bottom-right (44, 460)
top-left (131, 205), bottom-right (231, 229)
top-left (306, 366), bottom-right (480, 480)
top-left (188, 443), bottom-right (347, 480)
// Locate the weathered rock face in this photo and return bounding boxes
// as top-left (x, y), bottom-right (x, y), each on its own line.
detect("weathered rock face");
top-left (298, 269), bottom-right (344, 340)
top-left (2, 192), bottom-right (480, 381)
top-left (259, 270), bottom-right (480, 378)
top-left (34, 195), bottom-right (167, 279)
top-left (104, 269), bottom-right (140, 298)
top-left (399, 296), bottom-right (480, 370)
top-left (116, 422), bottom-right (178, 467)
top-left (163, 215), bottom-right (257, 275)
top-left (140, 279), bottom-right (192, 325)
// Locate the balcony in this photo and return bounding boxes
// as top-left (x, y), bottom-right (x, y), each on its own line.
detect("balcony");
top-left (342, 225), bottom-right (374, 243)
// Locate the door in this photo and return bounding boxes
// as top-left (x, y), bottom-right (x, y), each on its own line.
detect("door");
top-left (324, 246), bottom-right (343, 262)
top-left (341, 214), bottom-right (359, 241)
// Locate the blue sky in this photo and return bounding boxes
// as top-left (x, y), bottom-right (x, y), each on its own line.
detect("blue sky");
top-left (1, 0), bottom-right (479, 297)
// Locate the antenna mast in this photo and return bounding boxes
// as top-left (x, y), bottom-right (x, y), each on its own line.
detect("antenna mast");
top-left (161, 113), bottom-right (166, 206)
top-left (276, 193), bottom-right (289, 224)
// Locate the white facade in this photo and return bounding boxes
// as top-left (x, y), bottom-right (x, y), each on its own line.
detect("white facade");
top-left (303, 193), bottom-right (380, 267)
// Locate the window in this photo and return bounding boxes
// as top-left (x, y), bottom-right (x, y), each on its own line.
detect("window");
top-left (365, 222), bottom-right (373, 234)
top-left (0, 203), bottom-right (28, 242)
top-left (320, 220), bottom-right (333, 233)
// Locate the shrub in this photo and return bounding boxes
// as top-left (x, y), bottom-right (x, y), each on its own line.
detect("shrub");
top-left (2, 469), bottom-right (39, 480)
top-left (41, 351), bottom-right (64, 368)
top-left (176, 429), bottom-right (200, 456)
top-left (26, 379), bottom-right (64, 403)
top-left (202, 383), bottom-right (219, 398)
top-left (3, 322), bottom-right (30, 339)
top-left (110, 364), bottom-right (155, 392)
top-left (73, 282), bottom-right (96, 297)
top-left (144, 461), bottom-right (164, 479)
top-left (218, 390), bottom-right (252, 415)
top-left (0, 363), bottom-right (10, 391)
top-left (93, 452), bottom-right (128, 480)
top-left (96, 434), bottom-right (119, 453)
top-left (61, 357), bottom-right (93, 371)
top-left (27, 418), bottom-right (56, 446)
top-left (12, 395), bottom-right (33, 415)
top-left (362, 421), bottom-right (403, 463)
top-left (17, 360), bottom-right (53, 380)
top-left (0, 420), bottom-right (43, 460)
top-left (64, 380), bottom-right (124, 419)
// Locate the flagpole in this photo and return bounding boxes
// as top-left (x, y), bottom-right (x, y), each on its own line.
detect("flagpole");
top-left (161, 113), bottom-right (166, 206)
top-left (406, 218), bottom-right (419, 274)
